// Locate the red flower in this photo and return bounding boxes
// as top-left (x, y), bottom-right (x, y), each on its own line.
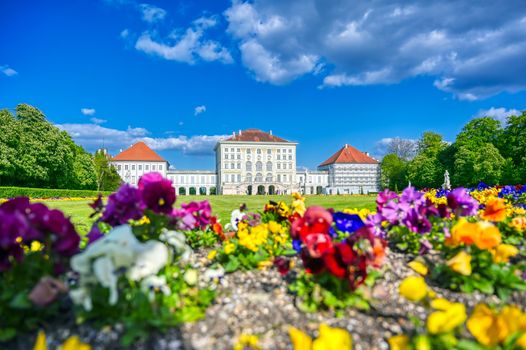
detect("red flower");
top-left (304, 233), bottom-right (333, 258)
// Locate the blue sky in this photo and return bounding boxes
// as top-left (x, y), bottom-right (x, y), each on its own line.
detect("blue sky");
top-left (1, 0), bottom-right (526, 170)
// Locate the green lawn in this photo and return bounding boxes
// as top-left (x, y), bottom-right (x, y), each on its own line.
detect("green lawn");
top-left (40, 195), bottom-right (377, 235)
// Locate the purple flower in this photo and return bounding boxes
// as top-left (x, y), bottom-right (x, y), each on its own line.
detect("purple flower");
top-left (447, 188), bottom-right (479, 217)
top-left (419, 239), bottom-right (432, 255)
top-left (400, 187), bottom-right (425, 206)
top-left (402, 207), bottom-right (432, 234)
top-left (364, 213), bottom-right (387, 238)
top-left (87, 223), bottom-right (104, 244)
top-left (292, 239), bottom-right (302, 252)
top-left (376, 189), bottom-right (398, 210)
top-left (138, 173), bottom-right (176, 214)
top-left (102, 184), bottom-right (143, 226)
top-left (333, 212), bottom-right (365, 234)
top-left (380, 201), bottom-right (410, 225)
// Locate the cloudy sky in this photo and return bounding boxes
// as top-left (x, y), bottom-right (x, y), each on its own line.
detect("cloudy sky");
top-left (1, 0), bottom-right (526, 169)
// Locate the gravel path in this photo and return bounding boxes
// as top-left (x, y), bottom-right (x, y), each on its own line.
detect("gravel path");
top-left (6, 248), bottom-right (523, 350)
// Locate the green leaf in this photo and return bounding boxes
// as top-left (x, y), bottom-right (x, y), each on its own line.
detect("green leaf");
top-left (9, 291), bottom-right (31, 309)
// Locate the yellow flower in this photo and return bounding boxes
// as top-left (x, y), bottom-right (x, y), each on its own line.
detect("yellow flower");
top-left (510, 216), bottom-right (526, 232)
top-left (414, 335), bottom-right (432, 350)
top-left (491, 244), bottom-right (519, 264)
top-left (399, 276), bottom-right (428, 302)
top-left (258, 260), bottom-right (273, 270)
top-left (427, 299), bottom-right (467, 334)
top-left (268, 221), bottom-right (282, 234)
top-left (292, 199), bottom-right (307, 216)
top-left (207, 250), bottom-right (217, 260)
top-left (408, 260), bottom-right (428, 276)
top-left (33, 331), bottom-right (91, 350)
top-left (516, 333), bottom-right (526, 349)
top-left (313, 324), bottom-right (352, 350)
top-left (447, 251), bottom-right (472, 276)
top-left (467, 304), bottom-right (501, 346)
top-left (388, 335), bottom-right (409, 350)
top-left (59, 336), bottom-right (91, 350)
top-left (276, 201), bottom-right (291, 217)
top-left (31, 241), bottom-right (44, 252)
top-left (234, 334), bottom-right (260, 350)
top-left (34, 331), bottom-right (47, 350)
top-left (289, 324), bottom-right (352, 350)
top-left (289, 327), bottom-right (313, 350)
top-left (224, 242), bottom-right (236, 254)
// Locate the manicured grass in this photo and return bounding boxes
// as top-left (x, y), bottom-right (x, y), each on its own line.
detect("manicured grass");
top-left (39, 195), bottom-right (377, 235)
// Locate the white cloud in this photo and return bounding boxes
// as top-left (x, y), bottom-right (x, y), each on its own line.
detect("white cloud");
top-left (1, 65), bottom-right (18, 77)
top-left (56, 122), bottom-right (227, 156)
top-left (223, 0), bottom-right (526, 98)
top-left (120, 29), bottom-right (130, 38)
top-left (90, 117), bottom-right (107, 124)
top-left (80, 108), bottom-right (96, 116)
top-left (475, 107), bottom-right (522, 124)
top-left (194, 105), bottom-right (206, 116)
top-left (134, 16), bottom-right (233, 64)
top-left (139, 3), bottom-right (166, 23)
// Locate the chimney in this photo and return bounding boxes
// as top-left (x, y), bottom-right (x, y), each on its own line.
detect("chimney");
top-left (345, 144), bottom-right (348, 148)
top-left (239, 129), bottom-right (242, 135)
top-left (232, 131), bottom-right (236, 137)
top-left (269, 130), bottom-right (273, 135)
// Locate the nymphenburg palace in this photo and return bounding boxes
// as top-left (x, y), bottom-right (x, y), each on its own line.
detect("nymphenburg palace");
top-left (110, 129), bottom-right (381, 195)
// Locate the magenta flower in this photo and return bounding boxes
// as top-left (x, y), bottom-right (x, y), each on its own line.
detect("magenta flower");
top-left (102, 184), bottom-right (143, 225)
top-left (138, 173), bottom-right (176, 214)
top-left (376, 189), bottom-right (398, 210)
top-left (181, 200), bottom-right (212, 229)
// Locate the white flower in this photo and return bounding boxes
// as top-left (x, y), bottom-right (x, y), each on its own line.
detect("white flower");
top-left (140, 275), bottom-right (171, 302)
top-left (183, 269), bottom-right (198, 286)
top-left (159, 229), bottom-right (193, 261)
top-left (127, 241), bottom-right (169, 281)
top-left (227, 209), bottom-right (245, 231)
top-left (69, 225), bottom-right (170, 309)
top-left (203, 267), bottom-right (225, 281)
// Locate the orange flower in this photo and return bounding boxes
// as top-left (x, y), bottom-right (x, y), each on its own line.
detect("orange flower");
top-left (481, 198), bottom-right (507, 222)
top-left (510, 216), bottom-right (526, 232)
top-left (446, 219), bottom-right (479, 247)
top-left (474, 222), bottom-right (501, 250)
top-left (446, 219), bottom-right (501, 250)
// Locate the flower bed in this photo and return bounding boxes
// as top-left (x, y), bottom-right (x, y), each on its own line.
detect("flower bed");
top-left (1, 174), bottom-right (525, 349)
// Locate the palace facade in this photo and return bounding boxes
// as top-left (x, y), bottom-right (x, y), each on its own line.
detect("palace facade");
top-left (111, 129), bottom-right (381, 195)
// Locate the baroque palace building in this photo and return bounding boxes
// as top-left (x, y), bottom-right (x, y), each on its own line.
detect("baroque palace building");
top-left (111, 129), bottom-right (380, 195)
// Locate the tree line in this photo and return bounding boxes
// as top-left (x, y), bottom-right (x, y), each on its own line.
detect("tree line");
top-left (381, 111), bottom-right (526, 190)
top-left (0, 104), bottom-right (121, 191)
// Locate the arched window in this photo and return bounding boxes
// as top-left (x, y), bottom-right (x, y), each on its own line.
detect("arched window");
top-left (255, 173), bottom-right (263, 182)
top-left (256, 161), bottom-right (263, 171)
top-left (246, 161), bottom-right (252, 171)
top-left (266, 161), bottom-right (272, 171)
top-left (266, 173), bottom-right (273, 182)
top-left (246, 173), bottom-right (252, 182)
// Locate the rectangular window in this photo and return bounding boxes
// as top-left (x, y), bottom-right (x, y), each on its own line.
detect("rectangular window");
top-left (145, 165), bottom-right (149, 171)
top-left (267, 149), bottom-right (271, 154)
top-left (132, 165), bottom-right (135, 170)
top-left (138, 165), bottom-right (142, 170)
top-left (125, 165), bottom-right (129, 170)
top-left (159, 165), bottom-right (163, 171)
top-left (118, 165), bottom-right (122, 171)
top-left (224, 154), bottom-right (228, 159)
top-left (152, 165), bottom-right (156, 171)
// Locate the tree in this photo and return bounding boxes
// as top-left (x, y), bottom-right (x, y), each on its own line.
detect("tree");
top-left (456, 117), bottom-right (503, 148)
top-left (499, 111), bottom-right (526, 183)
top-left (381, 154), bottom-right (407, 190)
top-left (385, 138), bottom-right (417, 161)
top-left (453, 143), bottom-right (504, 187)
top-left (407, 132), bottom-right (447, 188)
top-left (0, 109), bottom-right (20, 185)
top-left (93, 150), bottom-right (121, 191)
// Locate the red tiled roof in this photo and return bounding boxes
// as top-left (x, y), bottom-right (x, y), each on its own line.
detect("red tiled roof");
top-left (112, 142), bottom-right (166, 162)
top-left (319, 144), bottom-right (378, 166)
top-left (225, 129), bottom-right (289, 143)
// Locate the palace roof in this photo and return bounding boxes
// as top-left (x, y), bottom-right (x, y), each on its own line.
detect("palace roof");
top-left (112, 142), bottom-right (166, 162)
top-left (225, 129), bottom-right (290, 143)
top-left (319, 144), bottom-right (379, 166)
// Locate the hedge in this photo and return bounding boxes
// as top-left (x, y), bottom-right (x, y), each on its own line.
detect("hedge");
top-left (0, 186), bottom-right (112, 199)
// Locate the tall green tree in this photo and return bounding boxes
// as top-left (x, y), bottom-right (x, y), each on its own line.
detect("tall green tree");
top-left (0, 109), bottom-right (20, 185)
top-left (407, 132), bottom-right (447, 188)
top-left (380, 153), bottom-right (407, 191)
top-left (499, 111), bottom-right (526, 183)
top-left (93, 150), bottom-right (121, 191)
